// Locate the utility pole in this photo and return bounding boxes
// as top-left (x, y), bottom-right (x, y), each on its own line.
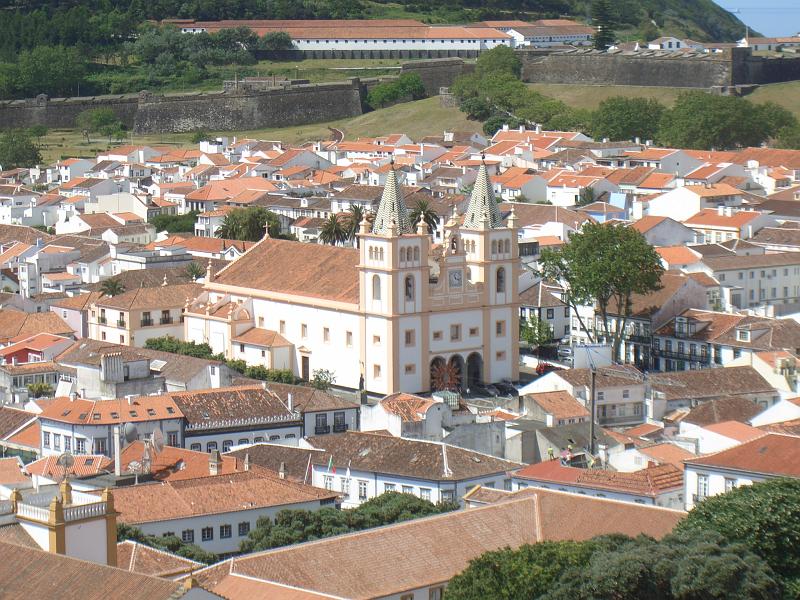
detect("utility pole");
top-left (589, 365), bottom-right (597, 457)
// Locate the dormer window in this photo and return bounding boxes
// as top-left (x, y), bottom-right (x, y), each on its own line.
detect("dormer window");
top-left (736, 329), bottom-right (750, 342)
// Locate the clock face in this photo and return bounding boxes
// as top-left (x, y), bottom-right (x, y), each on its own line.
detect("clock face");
top-left (449, 269), bottom-right (463, 287)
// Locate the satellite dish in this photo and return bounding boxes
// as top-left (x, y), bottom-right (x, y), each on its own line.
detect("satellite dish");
top-left (127, 460), bottom-right (142, 474)
top-left (57, 452), bottom-right (74, 482)
top-left (123, 422), bottom-right (139, 444)
top-left (151, 428), bottom-right (165, 454)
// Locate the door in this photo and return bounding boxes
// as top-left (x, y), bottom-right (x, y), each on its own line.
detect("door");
top-left (301, 355), bottom-right (310, 381)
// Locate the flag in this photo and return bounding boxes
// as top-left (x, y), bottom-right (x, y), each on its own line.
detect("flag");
top-left (327, 455), bottom-right (336, 475)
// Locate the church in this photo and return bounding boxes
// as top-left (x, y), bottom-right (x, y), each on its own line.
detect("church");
top-left (183, 162), bottom-right (520, 396)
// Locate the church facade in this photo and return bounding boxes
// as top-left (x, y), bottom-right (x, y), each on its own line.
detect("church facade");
top-left (183, 163), bottom-right (520, 396)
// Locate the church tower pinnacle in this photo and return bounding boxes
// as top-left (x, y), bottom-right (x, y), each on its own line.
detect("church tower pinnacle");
top-left (462, 157), bottom-right (502, 230)
top-left (372, 160), bottom-right (412, 236)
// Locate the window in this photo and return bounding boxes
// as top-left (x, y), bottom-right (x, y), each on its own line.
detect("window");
top-left (238, 522), bottom-right (250, 537)
top-left (301, 323), bottom-right (308, 338)
top-left (341, 477), bottom-right (350, 497)
top-left (279, 320), bottom-right (286, 334)
top-left (372, 274), bottom-right (382, 301)
top-left (222, 440), bottom-right (233, 452)
top-left (420, 487), bottom-right (431, 501)
top-left (239, 343), bottom-right (245, 352)
top-left (402, 485), bottom-right (413, 494)
top-left (724, 478), bottom-right (737, 492)
top-left (43, 432), bottom-right (50, 448)
top-left (565, 307), bottom-right (570, 317)
top-left (346, 331), bottom-right (353, 347)
top-left (76, 438), bottom-right (85, 454)
top-left (496, 351), bottom-right (506, 361)
top-left (405, 275), bottom-right (414, 301)
top-left (358, 480), bottom-right (368, 500)
top-left (181, 530), bottom-right (194, 543)
top-left (220, 524), bottom-right (232, 539)
top-left (546, 308), bottom-right (554, 319)
top-left (697, 474), bottom-right (709, 501)
top-left (404, 329), bottom-right (415, 346)
top-left (384, 483), bottom-right (396, 492)
top-left (373, 335), bottom-right (381, 345)
top-left (450, 324), bottom-right (461, 341)
top-left (64, 437), bottom-right (71, 452)
top-left (373, 364), bottom-right (382, 379)
top-left (323, 327), bottom-right (330, 343)
top-left (201, 527), bottom-right (214, 542)
top-left (441, 489), bottom-right (455, 502)
top-left (469, 327), bottom-right (479, 337)
top-left (597, 391), bottom-right (605, 401)
top-left (206, 442), bottom-right (218, 452)
top-left (433, 331), bottom-right (442, 341)
top-left (190, 443), bottom-right (201, 451)
top-left (53, 434), bottom-right (61, 451)
top-left (623, 389), bottom-right (630, 399)
top-left (324, 475), bottom-right (334, 490)
top-left (404, 364), bottom-right (415, 374)
top-left (496, 320), bottom-right (506, 336)
top-left (496, 267), bottom-right (506, 293)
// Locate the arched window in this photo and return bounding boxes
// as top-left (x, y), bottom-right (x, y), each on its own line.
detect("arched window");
top-left (405, 275), bottom-right (415, 301)
top-left (413, 246), bottom-right (420, 261)
top-left (451, 235), bottom-right (458, 252)
top-left (379, 248), bottom-right (384, 261)
top-left (369, 247), bottom-right (374, 260)
top-left (372, 274), bottom-right (382, 301)
top-left (496, 267), bottom-right (506, 294)
top-left (399, 248), bottom-right (406, 262)
top-left (491, 240), bottom-right (498, 254)
top-left (504, 239), bottom-right (511, 253)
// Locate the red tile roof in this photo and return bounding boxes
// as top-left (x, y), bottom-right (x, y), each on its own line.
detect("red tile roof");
top-left (684, 433), bottom-right (800, 477)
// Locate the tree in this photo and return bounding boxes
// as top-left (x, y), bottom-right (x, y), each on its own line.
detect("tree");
top-left (344, 205), bottom-right (370, 247)
top-left (0, 130), bottom-right (42, 169)
top-left (150, 211), bottom-right (198, 234)
top-left (15, 45), bottom-right (87, 97)
top-left (367, 73), bottom-right (426, 110)
top-left (675, 478), bottom-right (800, 593)
top-left (576, 186), bottom-right (596, 207)
top-left (190, 129), bottom-right (210, 144)
top-left (241, 492), bottom-right (457, 554)
top-left (475, 45), bottom-right (521, 79)
top-left (185, 262), bottom-right (204, 281)
top-left (117, 524), bottom-right (216, 564)
top-left (27, 124), bottom-right (48, 143)
top-left (99, 278), bottom-right (125, 297)
top-left (310, 368), bottom-right (336, 390)
top-left (76, 108), bottom-right (124, 144)
top-left (216, 207), bottom-right (280, 241)
top-left (260, 31), bottom-right (294, 52)
top-left (319, 214), bottom-right (347, 246)
top-left (27, 382), bottom-right (53, 398)
top-left (657, 92), bottom-right (771, 150)
top-left (409, 199), bottom-right (438, 235)
top-left (446, 540), bottom-right (599, 600)
top-left (519, 315), bottom-right (553, 348)
top-left (591, 96), bottom-right (666, 142)
top-left (776, 124), bottom-right (800, 150)
top-left (144, 336), bottom-right (215, 359)
top-left (591, 0), bottom-right (616, 50)
top-left (538, 223), bottom-right (664, 358)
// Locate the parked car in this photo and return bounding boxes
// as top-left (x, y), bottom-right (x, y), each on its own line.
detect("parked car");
top-left (557, 345), bottom-right (573, 359)
top-left (495, 382), bottom-right (518, 396)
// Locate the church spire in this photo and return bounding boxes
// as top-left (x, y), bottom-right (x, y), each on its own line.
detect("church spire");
top-left (463, 157), bottom-right (502, 230)
top-left (372, 160), bottom-right (411, 236)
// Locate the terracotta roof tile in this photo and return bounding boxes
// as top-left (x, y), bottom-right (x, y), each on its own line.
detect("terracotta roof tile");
top-left (0, 457), bottom-right (28, 484)
top-left (683, 396), bottom-right (762, 426)
top-left (117, 540), bottom-right (202, 578)
top-left (524, 390), bottom-right (589, 420)
top-left (379, 393), bottom-right (439, 422)
top-left (684, 433), bottom-right (799, 477)
top-left (703, 420), bottom-right (763, 442)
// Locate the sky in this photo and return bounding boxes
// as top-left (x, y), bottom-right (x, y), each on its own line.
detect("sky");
top-left (713, 1), bottom-right (800, 37)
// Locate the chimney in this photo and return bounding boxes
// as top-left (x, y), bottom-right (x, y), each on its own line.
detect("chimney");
top-left (635, 137), bottom-right (641, 145)
top-left (113, 426), bottom-right (122, 476)
top-left (243, 453), bottom-right (250, 472)
top-left (69, 391), bottom-right (77, 402)
top-left (126, 395), bottom-right (134, 405)
top-left (209, 450), bottom-right (222, 475)
top-left (278, 461), bottom-right (286, 480)
top-left (535, 123), bottom-right (542, 134)
top-left (502, 124), bottom-right (509, 132)
top-left (80, 388), bottom-right (86, 398)
top-left (11, 357), bottom-right (17, 366)
top-left (717, 205), bottom-right (725, 215)
top-left (518, 125), bottom-right (524, 133)
top-left (287, 392), bottom-right (293, 412)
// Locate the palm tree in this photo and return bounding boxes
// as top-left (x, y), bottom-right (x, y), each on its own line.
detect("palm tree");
top-left (319, 214), bottom-right (347, 246)
top-left (345, 205), bottom-right (372, 247)
top-left (99, 278), bottom-right (125, 297)
top-left (409, 199), bottom-right (439, 235)
top-left (185, 262), bottom-right (204, 281)
top-left (215, 214), bottom-right (236, 240)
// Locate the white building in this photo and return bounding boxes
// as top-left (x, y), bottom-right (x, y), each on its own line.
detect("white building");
top-left (184, 163), bottom-right (521, 395)
top-left (683, 433), bottom-right (799, 510)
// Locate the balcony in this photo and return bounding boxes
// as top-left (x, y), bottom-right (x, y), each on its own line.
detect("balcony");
top-left (333, 423), bottom-right (349, 433)
top-left (598, 414), bottom-right (644, 426)
top-left (116, 319), bottom-right (127, 328)
top-left (160, 316), bottom-right (174, 325)
top-left (626, 333), bottom-right (652, 345)
top-left (315, 425), bottom-right (331, 435)
top-left (141, 318), bottom-right (153, 327)
top-left (98, 316), bottom-right (107, 324)
top-left (652, 348), bottom-right (709, 364)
